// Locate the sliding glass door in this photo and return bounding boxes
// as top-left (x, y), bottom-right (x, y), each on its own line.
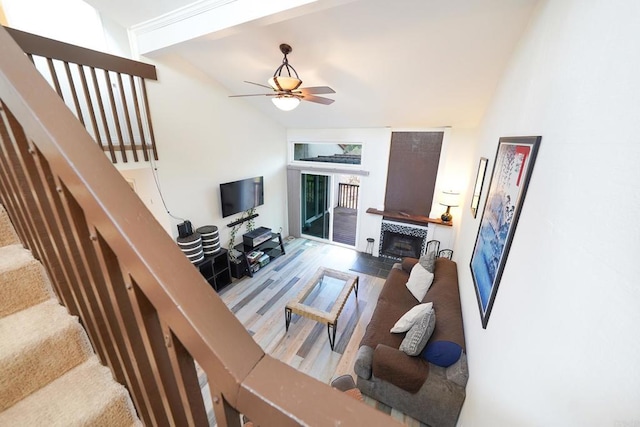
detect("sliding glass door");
top-left (299, 173), bottom-right (359, 246)
top-left (301, 173), bottom-right (330, 239)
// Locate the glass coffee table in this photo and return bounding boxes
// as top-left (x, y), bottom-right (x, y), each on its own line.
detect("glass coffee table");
top-left (285, 267), bottom-right (359, 351)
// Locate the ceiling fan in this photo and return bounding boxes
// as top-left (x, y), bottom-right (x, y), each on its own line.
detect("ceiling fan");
top-left (229, 43), bottom-right (335, 111)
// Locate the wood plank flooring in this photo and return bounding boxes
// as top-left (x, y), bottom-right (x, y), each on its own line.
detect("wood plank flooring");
top-left (198, 237), bottom-right (426, 426)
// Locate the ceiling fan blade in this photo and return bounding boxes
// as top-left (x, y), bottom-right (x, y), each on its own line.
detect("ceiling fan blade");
top-left (244, 80), bottom-right (274, 90)
top-left (229, 93), bottom-right (276, 98)
top-left (302, 94), bottom-right (335, 105)
top-left (296, 86), bottom-right (335, 95)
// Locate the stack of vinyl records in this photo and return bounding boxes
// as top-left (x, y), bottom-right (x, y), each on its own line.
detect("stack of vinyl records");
top-left (177, 232), bottom-right (204, 264)
top-left (197, 225), bottom-right (221, 255)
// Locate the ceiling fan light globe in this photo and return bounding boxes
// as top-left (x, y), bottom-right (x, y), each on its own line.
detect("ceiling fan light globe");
top-left (272, 96), bottom-right (300, 111)
top-left (268, 76), bottom-right (302, 91)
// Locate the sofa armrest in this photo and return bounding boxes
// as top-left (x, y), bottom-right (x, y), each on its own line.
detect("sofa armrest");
top-left (354, 345), bottom-right (374, 379)
top-left (401, 257), bottom-right (419, 273)
top-left (372, 344), bottom-right (429, 394)
top-left (445, 352), bottom-right (469, 387)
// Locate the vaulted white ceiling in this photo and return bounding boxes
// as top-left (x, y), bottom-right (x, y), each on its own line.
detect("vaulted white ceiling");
top-left (85, 0), bottom-right (540, 129)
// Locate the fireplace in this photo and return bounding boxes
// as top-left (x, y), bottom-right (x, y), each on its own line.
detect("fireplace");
top-left (379, 220), bottom-right (429, 260)
top-left (381, 232), bottom-right (423, 259)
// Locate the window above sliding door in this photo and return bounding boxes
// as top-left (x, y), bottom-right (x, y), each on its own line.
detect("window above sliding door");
top-left (291, 142), bottom-right (362, 166)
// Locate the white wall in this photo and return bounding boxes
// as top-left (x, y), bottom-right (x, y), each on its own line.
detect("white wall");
top-left (2, 0), bottom-right (106, 51)
top-left (456, 1), bottom-right (640, 425)
top-left (118, 167), bottom-right (172, 234)
top-left (144, 53), bottom-right (288, 248)
top-left (433, 127), bottom-right (478, 252)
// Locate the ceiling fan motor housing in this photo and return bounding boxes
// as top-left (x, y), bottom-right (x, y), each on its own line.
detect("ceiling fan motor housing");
top-left (270, 43), bottom-right (301, 91)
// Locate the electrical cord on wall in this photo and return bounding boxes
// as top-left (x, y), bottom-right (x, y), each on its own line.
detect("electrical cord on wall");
top-left (146, 144), bottom-right (185, 222)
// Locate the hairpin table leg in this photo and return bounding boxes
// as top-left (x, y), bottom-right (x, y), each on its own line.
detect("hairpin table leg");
top-left (285, 307), bottom-right (292, 331)
top-left (327, 321), bottom-right (337, 351)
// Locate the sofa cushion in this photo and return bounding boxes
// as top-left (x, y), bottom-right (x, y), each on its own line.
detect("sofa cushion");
top-left (422, 341), bottom-right (463, 367)
top-left (390, 302), bottom-right (433, 333)
top-left (406, 263), bottom-right (434, 301)
top-left (360, 298), bottom-right (407, 351)
top-left (400, 308), bottom-right (436, 356)
top-left (422, 258), bottom-right (466, 352)
top-left (372, 344), bottom-right (429, 394)
top-left (378, 266), bottom-right (420, 308)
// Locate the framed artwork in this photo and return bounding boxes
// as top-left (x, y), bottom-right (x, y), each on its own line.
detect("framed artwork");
top-left (470, 157), bottom-right (488, 218)
top-left (470, 136), bottom-right (541, 328)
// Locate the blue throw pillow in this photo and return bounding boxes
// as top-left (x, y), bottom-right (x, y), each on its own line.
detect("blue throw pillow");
top-left (421, 341), bottom-right (462, 367)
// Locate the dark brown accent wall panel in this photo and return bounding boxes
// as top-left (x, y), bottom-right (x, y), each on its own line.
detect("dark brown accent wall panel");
top-left (384, 131), bottom-right (443, 216)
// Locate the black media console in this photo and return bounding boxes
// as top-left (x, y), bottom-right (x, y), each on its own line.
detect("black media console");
top-left (232, 232), bottom-right (285, 278)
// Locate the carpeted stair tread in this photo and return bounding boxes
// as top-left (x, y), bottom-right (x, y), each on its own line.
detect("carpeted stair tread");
top-left (0, 204), bottom-right (140, 424)
top-left (0, 299), bottom-right (93, 411)
top-left (0, 205), bottom-right (20, 247)
top-left (0, 244), bottom-right (33, 272)
top-left (0, 357), bottom-right (142, 427)
top-left (0, 244), bottom-right (55, 318)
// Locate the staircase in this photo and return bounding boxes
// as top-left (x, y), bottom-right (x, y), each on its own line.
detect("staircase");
top-left (0, 205), bottom-right (141, 426)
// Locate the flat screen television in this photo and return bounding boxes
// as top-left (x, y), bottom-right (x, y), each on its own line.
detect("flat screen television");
top-left (220, 176), bottom-right (264, 218)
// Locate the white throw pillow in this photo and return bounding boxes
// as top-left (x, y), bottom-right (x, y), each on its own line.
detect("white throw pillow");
top-left (390, 302), bottom-right (433, 333)
top-left (406, 263), bottom-right (434, 302)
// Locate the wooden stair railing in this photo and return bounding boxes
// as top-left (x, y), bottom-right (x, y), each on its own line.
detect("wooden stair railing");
top-left (0, 26), bottom-right (398, 426)
top-left (4, 26), bottom-right (158, 164)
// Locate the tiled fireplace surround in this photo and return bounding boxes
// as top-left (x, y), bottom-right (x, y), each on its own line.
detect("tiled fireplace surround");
top-left (379, 220), bottom-right (430, 260)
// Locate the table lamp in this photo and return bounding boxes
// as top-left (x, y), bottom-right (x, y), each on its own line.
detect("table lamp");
top-left (439, 190), bottom-right (460, 223)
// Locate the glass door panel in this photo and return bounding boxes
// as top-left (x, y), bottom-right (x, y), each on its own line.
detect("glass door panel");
top-left (301, 173), bottom-right (330, 239)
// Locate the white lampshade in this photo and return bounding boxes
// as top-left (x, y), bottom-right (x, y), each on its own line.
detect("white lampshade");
top-left (268, 76), bottom-right (302, 91)
top-left (439, 190), bottom-right (460, 207)
top-left (272, 96), bottom-right (300, 111)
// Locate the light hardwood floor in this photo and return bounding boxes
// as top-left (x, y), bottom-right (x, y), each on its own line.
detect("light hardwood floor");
top-left (199, 237), bottom-right (426, 426)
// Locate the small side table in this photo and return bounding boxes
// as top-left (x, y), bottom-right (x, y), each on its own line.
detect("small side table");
top-left (365, 238), bottom-right (375, 255)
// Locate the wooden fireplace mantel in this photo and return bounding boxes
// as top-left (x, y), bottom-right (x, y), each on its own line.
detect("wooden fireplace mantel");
top-left (366, 208), bottom-right (452, 227)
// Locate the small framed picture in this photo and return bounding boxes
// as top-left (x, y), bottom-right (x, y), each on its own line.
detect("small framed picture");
top-left (470, 157), bottom-right (488, 218)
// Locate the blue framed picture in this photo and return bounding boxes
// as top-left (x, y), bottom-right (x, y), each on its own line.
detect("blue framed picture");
top-left (470, 136), bottom-right (541, 328)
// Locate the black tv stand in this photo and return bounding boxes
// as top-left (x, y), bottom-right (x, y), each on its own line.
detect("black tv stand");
top-left (232, 232), bottom-right (285, 278)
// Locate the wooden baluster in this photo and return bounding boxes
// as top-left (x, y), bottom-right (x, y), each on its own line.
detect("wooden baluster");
top-left (104, 69), bottom-right (127, 162)
top-left (89, 66), bottom-right (116, 162)
top-left (141, 78), bottom-right (159, 161)
top-left (77, 64), bottom-right (102, 149)
top-left (63, 61), bottom-right (86, 126)
top-left (46, 57), bottom-right (63, 99)
top-left (117, 73), bottom-right (138, 161)
top-left (129, 75), bottom-right (148, 161)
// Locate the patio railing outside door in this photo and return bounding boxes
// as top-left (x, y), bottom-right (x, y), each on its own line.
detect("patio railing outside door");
top-left (337, 183), bottom-right (359, 210)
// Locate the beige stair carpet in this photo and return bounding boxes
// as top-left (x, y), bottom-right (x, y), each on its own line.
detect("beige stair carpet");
top-left (0, 299), bottom-right (94, 411)
top-left (0, 244), bottom-right (55, 318)
top-left (0, 357), bottom-right (142, 427)
top-left (0, 205), bottom-right (19, 246)
top-left (0, 204), bottom-right (141, 426)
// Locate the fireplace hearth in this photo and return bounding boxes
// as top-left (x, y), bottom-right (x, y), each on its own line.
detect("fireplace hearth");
top-left (379, 220), bottom-right (429, 260)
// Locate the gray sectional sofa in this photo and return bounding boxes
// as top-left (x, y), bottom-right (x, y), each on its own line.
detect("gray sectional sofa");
top-left (354, 257), bottom-right (468, 426)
